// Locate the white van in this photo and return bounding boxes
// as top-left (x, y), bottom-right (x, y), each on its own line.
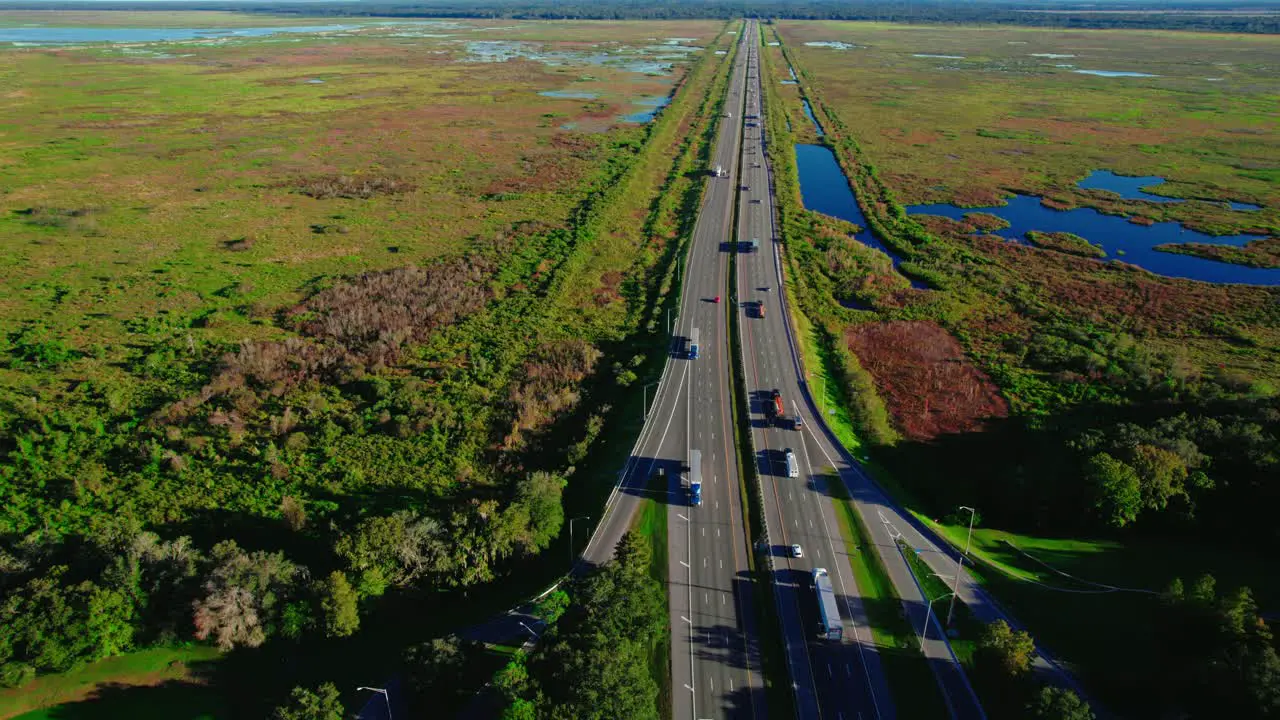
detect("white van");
top-left (784, 448), bottom-right (799, 478)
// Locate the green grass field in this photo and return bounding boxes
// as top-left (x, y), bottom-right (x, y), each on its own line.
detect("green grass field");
top-left (0, 646), bottom-right (223, 720)
top-left (777, 21), bottom-right (1280, 236)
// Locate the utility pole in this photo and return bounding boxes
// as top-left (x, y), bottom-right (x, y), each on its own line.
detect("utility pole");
top-left (947, 505), bottom-right (977, 627)
top-left (356, 687), bottom-right (393, 720)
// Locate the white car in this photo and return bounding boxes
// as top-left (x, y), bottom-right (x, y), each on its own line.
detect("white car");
top-left (790, 544), bottom-right (803, 558)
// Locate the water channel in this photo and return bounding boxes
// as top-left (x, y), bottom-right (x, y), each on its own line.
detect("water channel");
top-left (794, 144), bottom-right (928, 290)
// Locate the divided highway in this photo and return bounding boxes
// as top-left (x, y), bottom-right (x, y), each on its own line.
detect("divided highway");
top-left (734, 22), bottom-right (894, 720)
top-left (580, 23), bottom-right (765, 720)
top-left (738, 18), bottom-right (990, 720)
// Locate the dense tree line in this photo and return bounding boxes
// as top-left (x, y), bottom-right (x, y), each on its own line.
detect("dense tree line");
top-left (885, 343), bottom-right (1280, 547)
top-left (1154, 575), bottom-right (1280, 718)
top-left (485, 531), bottom-right (667, 720)
top-left (971, 619), bottom-right (1096, 720)
top-left (5, 0), bottom-right (1278, 33)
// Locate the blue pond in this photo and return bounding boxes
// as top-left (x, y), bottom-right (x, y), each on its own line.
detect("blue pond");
top-left (1077, 170), bottom-right (1175, 202)
top-left (794, 144), bottom-right (928, 289)
top-left (539, 90), bottom-right (599, 100)
top-left (621, 95), bottom-right (671, 123)
top-left (0, 25), bottom-right (358, 44)
top-left (1077, 170), bottom-right (1262, 211)
top-left (907, 195), bottom-right (1279, 286)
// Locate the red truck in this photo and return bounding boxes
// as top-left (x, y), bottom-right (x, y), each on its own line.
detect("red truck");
top-left (768, 390), bottom-right (785, 420)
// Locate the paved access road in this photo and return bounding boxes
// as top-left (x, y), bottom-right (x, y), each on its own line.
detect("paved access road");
top-left (579, 23), bottom-right (766, 720)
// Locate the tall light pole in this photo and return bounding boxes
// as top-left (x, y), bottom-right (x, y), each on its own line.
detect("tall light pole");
top-left (918, 592), bottom-right (955, 651)
top-left (517, 620), bottom-right (540, 641)
top-left (356, 686), bottom-right (392, 720)
top-left (947, 505), bottom-right (977, 627)
top-left (643, 381), bottom-right (658, 419)
top-left (568, 516), bottom-right (591, 567)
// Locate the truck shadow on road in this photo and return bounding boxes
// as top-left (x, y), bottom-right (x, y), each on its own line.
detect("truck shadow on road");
top-left (617, 455), bottom-right (681, 505)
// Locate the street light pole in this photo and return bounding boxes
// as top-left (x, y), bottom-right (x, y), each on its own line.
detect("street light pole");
top-left (356, 686), bottom-right (393, 720)
top-left (946, 505), bottom-right (977, 627)
top-left (643, 382), bottom-right (657, 419)
top-left (517, 620), bottom-right (540, 641)
top-left (568, 516), bottom-right (591, 567)
top-left (918, 592), bottom-right (955, 651)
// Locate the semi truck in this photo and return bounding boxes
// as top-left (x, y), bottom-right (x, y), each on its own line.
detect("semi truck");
top-left (767, 390), bottom-right (784, 420)
top-left (689, 328), bottom-right (700, 359)
top-left (686, 449), bottom-right (703, 506)
top-left (813, 568), bottom-right (844, 640)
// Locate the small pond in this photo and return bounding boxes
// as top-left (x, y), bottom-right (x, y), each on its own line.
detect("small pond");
top-left (1078, 170), bottom-right (1261, 211)
top-left (539, 90), bottom-right (599, 100)
top-left (907, 195), bottom-right (1279, 286)
top-left (1073, 69), bottom-right (1158, 78)
top-left (1077, 170), bottom-right (1174, 202)
top-left (621, 95), bottom-right (671, 123)
top-left (795, 144), bottom-right (929, 290)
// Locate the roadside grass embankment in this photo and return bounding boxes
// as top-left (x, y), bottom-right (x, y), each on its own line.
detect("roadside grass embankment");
top-left (824, 477), bottom-right (949, 718)
top-left (633, 465), bottom-right (672, 719)
top-left (1, 646), bottom-right (224, 720)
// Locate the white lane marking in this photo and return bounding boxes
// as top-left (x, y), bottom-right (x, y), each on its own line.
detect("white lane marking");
top-left (719, 559), bottom-right (723, 569)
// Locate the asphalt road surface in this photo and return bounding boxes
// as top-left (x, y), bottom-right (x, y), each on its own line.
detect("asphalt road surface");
top-left (733, 22), bottom-right (895, 720)
top-left (579, 23), bottom-right (766, 720)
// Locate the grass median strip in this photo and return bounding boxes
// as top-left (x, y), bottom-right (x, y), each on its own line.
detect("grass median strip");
top-left (826, 475), bottom-right (949, 719)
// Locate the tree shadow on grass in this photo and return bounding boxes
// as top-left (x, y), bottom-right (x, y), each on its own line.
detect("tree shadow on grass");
top-left (41, 678), bottom-right (227, 720)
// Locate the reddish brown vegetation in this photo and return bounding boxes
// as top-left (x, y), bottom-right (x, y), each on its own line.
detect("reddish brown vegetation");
top-left (950, 187), bottom-right (1008, 209)
top-left (159, 258), bottom-right (492, 425)
top-left (1026, 230), bottom-right (1106, 258)
top-left (293, 174), bottom-right (416, 200)
top-left (1129, 216), bottom-right (1156, 227)
top-left (1039, 196), bottom-right (1077, 211)
top-left (847, 321), bottom-right (1009, 441)
top-left (963, 212), bottom-right (1010, 233)
top-left (962, 234), bottom-right (1279, 335)
top-left (1156, 237), bottom-right (1280, 270)
top-left (503, 339), bottom-right (602, 451)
